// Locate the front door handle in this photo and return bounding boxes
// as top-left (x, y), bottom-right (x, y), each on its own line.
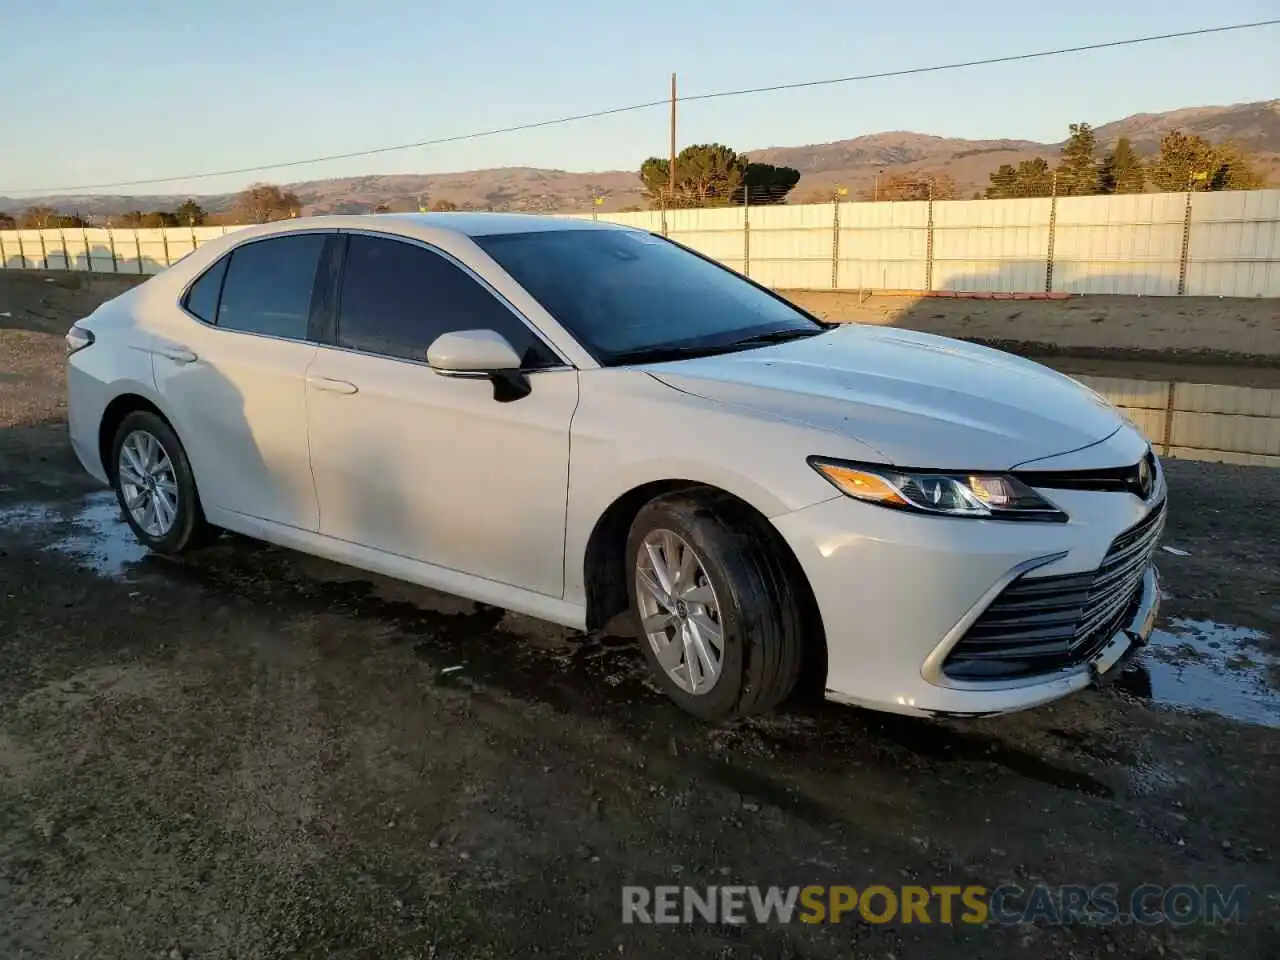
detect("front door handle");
top-left (307, 376), bottom-right (358, 395)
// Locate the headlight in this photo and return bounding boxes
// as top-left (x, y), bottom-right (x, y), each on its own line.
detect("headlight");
top-left (809, 458), bottom-right (1067, 522)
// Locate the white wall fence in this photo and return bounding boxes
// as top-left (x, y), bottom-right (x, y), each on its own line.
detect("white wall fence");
top-left (1073, 376), bottom-right (1280, 468)
top-left (575, 188), bottom-right (1280, 297)
top-left (2, 189), bottom-right (1278, 296)
top-left (0, 225), bottom-right (245, 276)
top-left (0, 218), bottom-right (1276, 465)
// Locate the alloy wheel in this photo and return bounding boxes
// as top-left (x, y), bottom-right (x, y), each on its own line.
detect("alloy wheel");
top-left (117, 429), bottom-right (179, 538)
top-left (634, 529), bottom-right (725, 695)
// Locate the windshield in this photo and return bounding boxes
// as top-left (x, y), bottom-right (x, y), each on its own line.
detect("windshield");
top-left (474, 228), bottom-right (824, 365)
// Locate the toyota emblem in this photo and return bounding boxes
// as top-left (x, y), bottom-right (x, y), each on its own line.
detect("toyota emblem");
top-left (1136, 458), bottom-right (1152, 499)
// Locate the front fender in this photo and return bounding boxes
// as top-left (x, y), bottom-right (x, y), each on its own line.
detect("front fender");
top-left (561, 369), bottom-right (862, 607)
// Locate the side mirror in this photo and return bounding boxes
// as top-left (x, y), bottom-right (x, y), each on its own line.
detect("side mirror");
top-left (427, 329), bottom-right (521, 373)
top-left (426, 329), bottom-right (530, 403)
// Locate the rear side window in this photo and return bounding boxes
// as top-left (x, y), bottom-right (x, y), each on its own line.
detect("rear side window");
top-left (216, 234), bottom-right (327, 340)
top-left (182, 255), bottom-right (228, 323)
top-left (335, 235), bottom-right (557, 367)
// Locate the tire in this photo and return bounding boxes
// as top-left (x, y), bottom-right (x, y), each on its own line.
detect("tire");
top-left (109, 410), bottom-right (215, 555)
top-left (625, 488), bottom-right (805, 721)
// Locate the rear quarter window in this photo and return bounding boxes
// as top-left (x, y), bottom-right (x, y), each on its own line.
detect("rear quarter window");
top-left (182, 255), bottom-right (228, 324)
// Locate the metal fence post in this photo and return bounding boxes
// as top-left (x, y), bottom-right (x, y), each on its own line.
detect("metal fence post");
top-left (925, 193), bottom-right (935, 293)
top-left (1177, 190), bottom-right (1194, 296)
top-left (1162, 382), bottom-right (1176, 456)
top-left (161, 227), bottom-right (171, 266)
top-left (1045, 192), bottom-right (1058, 293)
top-left (16, 232), bottom-right (27, 270)
top-left (38, 230), bottom-right (48, 270)
top-left (743, 189), bottom-right (750, 278)
top-left (0, 232), bottom-right (7, 270)
top-left (831, 195), bottom-right (841, 290)
top-left (135, 229), bottom-right (143, 275)
top-left (107, 228), bottom-right (118, 273)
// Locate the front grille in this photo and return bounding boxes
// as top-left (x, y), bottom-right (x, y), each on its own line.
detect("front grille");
top-left (1015, 449), bottom-right (1160, 497)
top-left (943, 499), bottom-right (1165, 680)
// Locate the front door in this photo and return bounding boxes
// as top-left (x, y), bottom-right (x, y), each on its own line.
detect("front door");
top-left (305, 232), bottom-right (578, 597)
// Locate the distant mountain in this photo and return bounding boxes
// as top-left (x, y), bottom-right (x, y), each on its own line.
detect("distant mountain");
top-left (1094, 99), bottom-right (1280, 152)
top-left (3, 100), bottom-right (1276, 218)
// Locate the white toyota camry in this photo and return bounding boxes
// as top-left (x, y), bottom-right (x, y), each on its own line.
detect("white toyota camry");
top-left (65, 213), bottom-right (1165, 721)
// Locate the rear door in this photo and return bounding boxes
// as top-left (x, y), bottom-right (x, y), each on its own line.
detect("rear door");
top-left (305, 232), bottom-right (578, 596)
top-left (154, 232), bottom-right (330, 530)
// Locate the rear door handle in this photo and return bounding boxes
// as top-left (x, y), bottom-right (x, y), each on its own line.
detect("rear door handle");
top-left (307, 376), bottom-right (358, 395)
top-left (155, 344), bottom-right (198, 364)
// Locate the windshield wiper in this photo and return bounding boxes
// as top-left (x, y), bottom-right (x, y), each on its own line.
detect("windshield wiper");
top-left (608, 343), bottom-right (742, 366)
top-left (609, 327), bottom-right (829, 367)
top-left (725, 327), bottom-right (829, 347)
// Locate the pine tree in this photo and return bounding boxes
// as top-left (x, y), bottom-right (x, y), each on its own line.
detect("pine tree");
top-left (985, 164), bottom-right (1018, 199)
top-left (1056, 122), bottom-right (1100, 196)
top-left (1148, 131), bottom-right (1265, 192)
top-left (1099, 137), bottom-right (1145, 194)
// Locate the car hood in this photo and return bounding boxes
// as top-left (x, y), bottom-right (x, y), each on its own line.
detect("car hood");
top-left (645, 325), bottom-right (1126, 470)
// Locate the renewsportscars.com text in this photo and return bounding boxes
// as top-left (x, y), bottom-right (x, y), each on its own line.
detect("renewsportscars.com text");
top-left (622, 884), bottom-right (1247, 927)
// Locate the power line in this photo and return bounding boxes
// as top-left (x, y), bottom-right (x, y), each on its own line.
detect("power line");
top-left (5, 18), bottom-right (1276, 196)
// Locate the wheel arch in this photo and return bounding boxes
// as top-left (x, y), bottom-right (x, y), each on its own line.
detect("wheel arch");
top-left (98, 390), bottom-right (181, 483)
top-left (582, 479), bottom-right (828, 698)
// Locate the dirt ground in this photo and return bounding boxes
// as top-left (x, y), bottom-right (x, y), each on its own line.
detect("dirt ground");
top-left (2, 272), bottom-right (1279, 958)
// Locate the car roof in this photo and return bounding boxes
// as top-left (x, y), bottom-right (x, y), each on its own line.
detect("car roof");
top-left (240, 211), bottom-right (637, 239)
top-left (155, 211), bottom-right (640, 303)
top-left (374, 212), bottom-right (635, 237)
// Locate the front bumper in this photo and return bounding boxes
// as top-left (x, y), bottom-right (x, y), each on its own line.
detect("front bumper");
top-left (772, 489), bottom-right (1164, 718)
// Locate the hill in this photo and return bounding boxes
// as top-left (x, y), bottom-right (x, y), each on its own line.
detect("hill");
top-left (2, 99), bottom-right (1276, 218)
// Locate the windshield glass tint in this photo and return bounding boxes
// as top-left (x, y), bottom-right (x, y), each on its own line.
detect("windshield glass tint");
top-left (474, 229), bottom-right (821, 364)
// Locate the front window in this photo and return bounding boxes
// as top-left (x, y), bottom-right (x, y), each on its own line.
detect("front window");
top-left (474, 229), bottom-right (826, 365)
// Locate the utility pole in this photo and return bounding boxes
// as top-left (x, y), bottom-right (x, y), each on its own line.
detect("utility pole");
top-left (669, 72), bottom-right (678, 200)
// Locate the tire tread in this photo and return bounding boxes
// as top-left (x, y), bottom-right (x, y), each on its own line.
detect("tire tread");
top-left (627, 486), bottom-right (805, 720)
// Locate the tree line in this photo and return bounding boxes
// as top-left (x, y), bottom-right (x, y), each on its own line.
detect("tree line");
top-left (638, 144), bottom-right (801, 208)
top-left (983, 124), bottom-right (1262, 199)
top-left (0, 184), bottom-right (470, 231)
top-left (0, 128), bottom-right (1267, 231)
top-left (0, 184), bottom-right (302, 231)
top-left (634, 125), bottom-right (1265, 207)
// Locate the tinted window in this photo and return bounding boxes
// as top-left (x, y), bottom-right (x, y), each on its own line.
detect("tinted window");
top-left (475, 229), bottom-right (822, 365)
top-left (336, 235), bottom-right (557, 367)
top-left (216, 234), bottom-right (326, 340)
top-left (182, 255), bottom-right (228, 323)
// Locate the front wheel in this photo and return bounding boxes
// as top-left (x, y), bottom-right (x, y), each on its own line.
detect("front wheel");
top-left (110, 410), bottom-right (214, 555)
top-left (626, 490), bottom-right (805, 721)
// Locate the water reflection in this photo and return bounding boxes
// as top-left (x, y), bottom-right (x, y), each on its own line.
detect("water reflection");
top-left (1119, 618), bottom-right (1280, 729)
top-left (0, 491), bottom-right (148, 579)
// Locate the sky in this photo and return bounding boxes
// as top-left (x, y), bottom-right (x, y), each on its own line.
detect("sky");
top-left (1, 0), bottom-right (1277, 198)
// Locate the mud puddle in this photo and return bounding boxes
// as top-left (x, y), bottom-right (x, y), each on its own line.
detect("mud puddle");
top-left (1119, 618), bottom-right (1280, 729)
top-left (0, 490), bottom-right (148, 579)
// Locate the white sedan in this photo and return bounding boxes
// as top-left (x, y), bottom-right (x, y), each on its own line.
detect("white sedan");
top-left (64, 213), bottom-right (1164, 721)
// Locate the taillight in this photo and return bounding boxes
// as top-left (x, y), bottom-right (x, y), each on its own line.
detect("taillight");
top-left (65, 324), bottom-right (95, 356)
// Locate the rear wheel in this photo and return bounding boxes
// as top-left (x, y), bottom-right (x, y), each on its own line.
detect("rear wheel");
top-left (110, 411), bottom-right (214, 555)
top-left (626, 490), bottom-right (805, 721)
